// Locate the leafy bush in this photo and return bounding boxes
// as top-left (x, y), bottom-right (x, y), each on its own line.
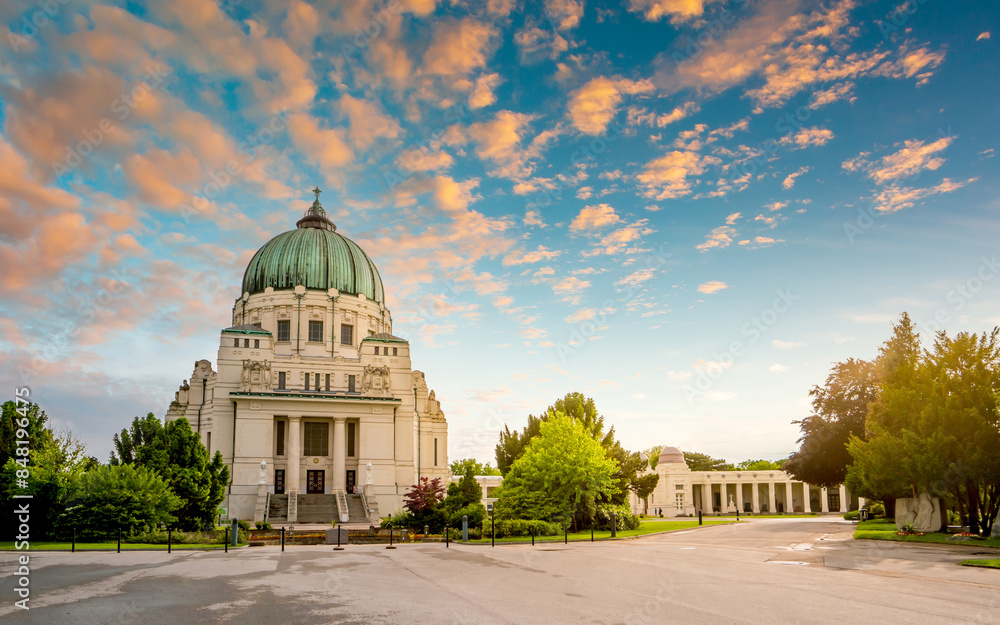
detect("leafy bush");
top-left (595, 504), bottom-right (640, 531)
top-left (381, 511), bottom-right (413, 529)
top-left (448, 503), bottom-right (486, 529)
top-left (255, 521), bottom-right (273, 530)
top-left (490, 519), bottom-right (561, 537)
top-left (868, 501), bottom-right (886, 518)
top-left (125, 528), bottom-right (220, 544)
top-left (843, 510), bottom-right (860, 521)
top-left (237, 519), bottom-right (252, 532)
top-left (55, 464), bottom-right (180, 541)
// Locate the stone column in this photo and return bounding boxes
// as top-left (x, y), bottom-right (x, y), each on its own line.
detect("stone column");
top-left (287, 416), bottom-right (301, 493)
top-left (839, 485), bottom-right (847, 512)
top-left (821, 487), bottom-right (830, 513)
top-left (735, 481), bottom-right (743, 514)
top-left (784, 482), bottom-right (793, 514)
top-left (768, 482), bottom-right (777, 515)
top-left (719, 483), bottom-right (726, 512)
top-left (802, 483), bottom-right (812, 513)
top-left (751, 481), bottom-right (760, 514)
top-left (333, 417), bottom-right (347, 491)
top-left (701, 482), bottom-right (713, 513)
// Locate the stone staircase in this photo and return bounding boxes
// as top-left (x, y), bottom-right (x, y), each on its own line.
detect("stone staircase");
top-left (345, 494), bottom-right (368, 522)
top-left (296, 494), bottom-right (339, 523)
top-left (268, 494), bottom-right (288, 522)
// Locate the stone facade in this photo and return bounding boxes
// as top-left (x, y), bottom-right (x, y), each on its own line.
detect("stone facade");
top-left (166, 206), bottom-right (448, 522)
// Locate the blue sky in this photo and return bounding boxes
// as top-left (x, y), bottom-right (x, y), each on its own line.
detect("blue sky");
top-left (1, 0), bottom-right (998, 465)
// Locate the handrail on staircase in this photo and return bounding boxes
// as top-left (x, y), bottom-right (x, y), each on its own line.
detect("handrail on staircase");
top-left (264, 490), bottom-right (271, 523)
top-left (335, 489), bottom-right (349, 523)
top-left (359, 489), bottom-right (372, 519)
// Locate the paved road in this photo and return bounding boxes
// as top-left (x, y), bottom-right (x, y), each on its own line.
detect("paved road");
top-left (2, 518), bottom-right (998, 624)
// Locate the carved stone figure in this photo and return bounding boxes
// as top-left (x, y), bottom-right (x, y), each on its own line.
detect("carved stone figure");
top-left (895, 491), bottom-right (943, 532)
top-left (239, 359), bottom-right (273, 392)
top-left (362, 365), bottom-right (391, 395)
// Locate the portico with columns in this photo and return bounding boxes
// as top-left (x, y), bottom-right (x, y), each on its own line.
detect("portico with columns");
top-left (633, 447), bottom-right (855, 516)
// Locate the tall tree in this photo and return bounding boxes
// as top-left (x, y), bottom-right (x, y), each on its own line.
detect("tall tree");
top-left (849, 325), bottom-right (1000, 535)
top-left (1, 401), bottom-right (54, 469)
top-left (112, 415), bottom-right (228, 530)
top-left (644, 446), bottom-right (663, 469)
top-left (783, 358), bottom-right (879, 487)
top-left (683, 451), bottom-right (733, 472)
top-left (449, 458), bottom-right (501, 476)
top-left (498, 412), bottom-right (619, 531)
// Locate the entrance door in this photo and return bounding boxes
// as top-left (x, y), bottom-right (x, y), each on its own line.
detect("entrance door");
top-left (306, 470), bottom-right (325, 494)
top-left (346, 470), bottom-right (357, 493)
top-left (274, 469), bottom-right (285, 494)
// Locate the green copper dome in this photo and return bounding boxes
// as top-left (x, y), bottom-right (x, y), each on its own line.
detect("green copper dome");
top-left (241, 193), bottom-right (385, 302)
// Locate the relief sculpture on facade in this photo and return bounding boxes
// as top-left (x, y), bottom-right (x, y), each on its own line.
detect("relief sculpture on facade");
top-left (239, 359), bottom-right (272, 392)
top-left (362, 365), bottom-right (391, 395)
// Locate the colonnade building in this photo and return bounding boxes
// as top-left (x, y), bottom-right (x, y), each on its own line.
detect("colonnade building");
top-left (631, 447), bottom-right (856, 516)
top-left (165, 191), bottom-right (449, 524)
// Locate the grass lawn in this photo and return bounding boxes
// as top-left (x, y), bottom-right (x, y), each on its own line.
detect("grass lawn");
top-left (853, 520), bottom-right (1000, 549)
top-left (463, 518), bottom-right (736, 544)
top-left (0, 542), bottom-right (235, 551)
top-left (960, 558), bottom-right (1000, 569)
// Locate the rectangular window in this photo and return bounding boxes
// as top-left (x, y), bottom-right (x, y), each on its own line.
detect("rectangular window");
top-left (348, 374), bottom-right (356, 393)
top-left (393, 347), bottom-right (398, 356)
top-left (277, 319), bottom-right (290, 342)
top-left (278, 371), bottom-right (286, 390)
top-left (244, 339), bottom-right (250, 348)
top-left (347, 422), bottom-right (356, 457)
top-left (303, 422), bottom-right (329, 456)
top-left (325, 373), bottom-right (330, 391)
top-left (315, 373), bottom-right (321, 391)
top-left (340, 324), bottom-right (353, 346)
top-left (304, 372), bottom-right (310, 390)
top-left (274, 469), bottom-right (285, 494)
top-left (207, 432), bottom-right (212, 454)
top-left (254, 339), bottom-right (260, 348)
top-left (275, 420), bottom-right (285, 456)
top-left (233, 338), bottom-right (239, 347)
top-left (434, 438), bottom-right (438, 466)
top-left (308, 320), bottom-right (323, 342)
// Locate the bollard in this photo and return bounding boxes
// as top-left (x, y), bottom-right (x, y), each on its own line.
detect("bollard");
top-left (462, 515), bottom-right (468, 542)
top-left (231, 519), bottom-right (239, 547)
top-left (611, 512), bottom-right (617, 538)
top-left (531, 526), bottom-right (535, 546)
top-left (281, 527), bottom-right (285, 551)
top-left (698, 510), bottom-right (703, 526)
top-left (386, 523), bottom-right (397, 550)
top-left (564, 527), bottom-right (568, 544)
top-left (424, 524), bottom-right (429, 537)
top-left (224, 528), bottom-right (229, 553)
top-left (334, 525), bottom-right (344, 551)
top-left (72, 527), bottom-right (76, 553)
top-left (168, 527), bottom-right (172, 554)
top-left (491, 513), bottom-right (495, 548)
top-left (117, 527), bottom-right (121, 553)
top-left (736, 510), bottom-right (740, 521)
top-left (445, 525), bottom-right (449, 548)
top-left (591, 526), bottom-right (594, 542)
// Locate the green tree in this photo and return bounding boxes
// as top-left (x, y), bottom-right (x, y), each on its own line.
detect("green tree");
top-left (0, 430), bottom-right (92, 539)
top-left (449, 458), bottom-right (501, 476)
top-left (784, 358), bottom-right (879, 488)
top-left (112, 415), bottom-right (228, 530)
top-left (644, 446), bottom-right (663, 469)
top-left (0, 400), bottom-right (54, 468)
top-left (683, 451), bottom-right (733, 471)
top-left (498, 412), bottom-right (619, 531)
top-left (736, 459), bottom-right (785, 471)
top-left (849, 324), bottom-right (1000, 535)
top-left (58, 464), bottom-right (181, 540)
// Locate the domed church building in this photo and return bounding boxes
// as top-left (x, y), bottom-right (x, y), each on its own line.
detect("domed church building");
top-left (166, 189), bottom-right (449, 524)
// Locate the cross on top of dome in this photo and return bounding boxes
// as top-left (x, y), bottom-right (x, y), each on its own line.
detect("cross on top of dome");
top-left (296, 186), bottom-right (336, 231)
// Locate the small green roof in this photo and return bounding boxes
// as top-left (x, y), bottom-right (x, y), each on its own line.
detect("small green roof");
top-left (362, 332), bottom-right (408, 344)
top-left (223, 324), bottom-right (272, 335)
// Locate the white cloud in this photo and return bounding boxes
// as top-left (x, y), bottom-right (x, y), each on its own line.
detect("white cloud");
top-left (769, 363), bottom-right (789, 373)
top-left (772, 339), bottom-right (805, 349)
top-left (697, 280), bottom-right (727, 294)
